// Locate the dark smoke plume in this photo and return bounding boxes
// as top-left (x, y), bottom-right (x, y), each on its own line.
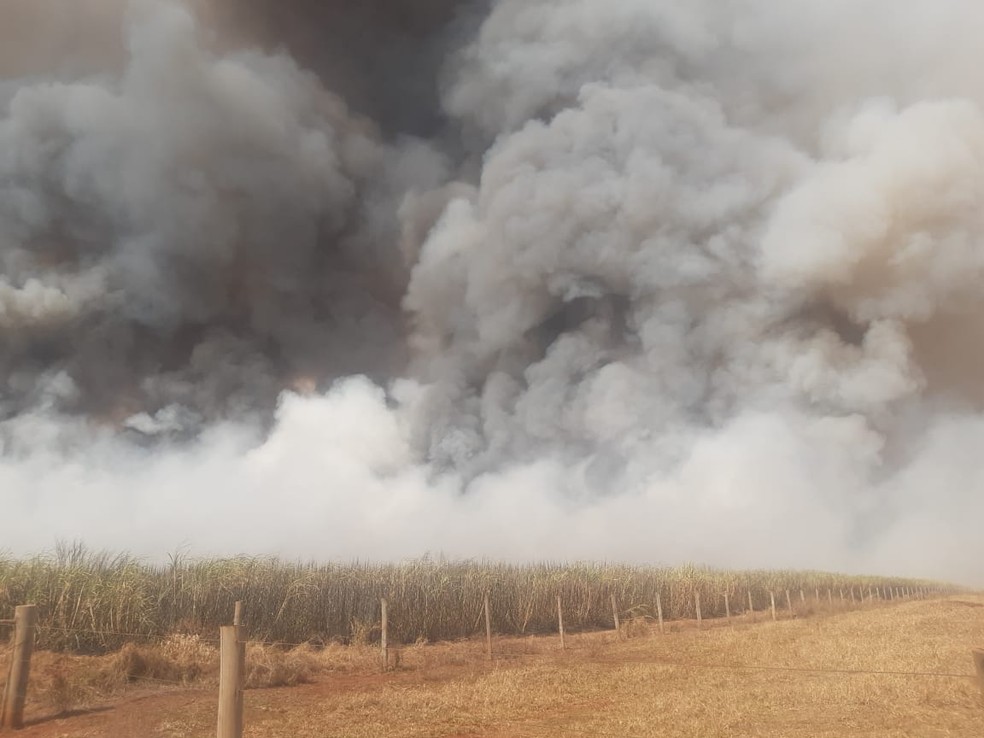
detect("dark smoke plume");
top-left (0, 0), bottom-right (473, 436)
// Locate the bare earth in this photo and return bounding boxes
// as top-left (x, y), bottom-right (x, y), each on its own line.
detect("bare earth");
top-left (9, 596), bottom-right (984, 737)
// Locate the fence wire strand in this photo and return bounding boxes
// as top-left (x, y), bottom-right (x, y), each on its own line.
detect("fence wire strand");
top-left (21, 622), bottom-right (979, 682)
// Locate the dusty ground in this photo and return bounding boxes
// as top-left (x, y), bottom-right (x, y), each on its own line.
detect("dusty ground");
top-left (5, 596), bottom-right (984, 737)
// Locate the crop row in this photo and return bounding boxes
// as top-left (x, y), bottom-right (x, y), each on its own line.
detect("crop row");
top-left (0, 544), bottom-right (952, 652)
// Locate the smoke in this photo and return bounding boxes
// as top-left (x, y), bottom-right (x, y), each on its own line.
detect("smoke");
top-left (3, 0), bottom-right (984, 582)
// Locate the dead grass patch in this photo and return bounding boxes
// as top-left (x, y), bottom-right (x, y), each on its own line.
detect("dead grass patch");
top-left (7, 595), bottom-right (982, 737)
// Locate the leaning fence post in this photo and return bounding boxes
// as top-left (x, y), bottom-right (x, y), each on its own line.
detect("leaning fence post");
top-left (557, 596), bottom-right (566, 650)
top-left (1, 605), bottom-right (37, 731)
top-left (972, 649), bottom-right (984, 699)
top-left (611, 594), bottom-right (621, 638)
top-left (785, 590), bottom-right (792, 614)
top-left (217, 625), bottom-right (244, 738)
top-left (380, 598), bottom-right (389, 672)
top-left (724, 592), bottom-right (731, 625)
top-left (484, 594), bottom-right (493, 661)
top-left (656, 592), bottom-right (665, 635)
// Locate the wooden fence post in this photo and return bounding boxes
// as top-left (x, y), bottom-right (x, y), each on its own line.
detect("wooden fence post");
top-left (217, 625), bottom-right (244, 738)
top-left (1, 605), bottom-right (37, 730)
top-left (827, 589), bottom-right (833, 606)
top-left (839, 589), bottom-right (845, 606)
top-left (850, 588), bottom-right (856, 605)
top-left (380, 599), bottom-right (389, 672)
top-left (695, 592), bottom-right (702, 629)
top-left (815, 587), bottom-right (820, 602)
top-left (233, 601), bottom-right (243, 627)
top-left (785, 590), bottom-right (792, 613)
top-left (557, 596), bottom-right (566, 650)
top-left (799, 590), bottom-right (805, 606)
top-left (484, 594), bottom-right (493, 661)
top-left (724, 592), bottom-right (731, 625)
top-left (973, 649), bottom-right (984, 698)
top-left (770, 592), bottom-right (777, 621)
top-left (611, 594), bottom-right (621, 638)
top-left (748, 591), bottom-right (755, 621)
top-left (656, 592), bottom-right (665, 635)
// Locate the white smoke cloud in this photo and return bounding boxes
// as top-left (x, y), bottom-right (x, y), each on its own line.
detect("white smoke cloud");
top-left (3, 0), bottom-right (984, 583)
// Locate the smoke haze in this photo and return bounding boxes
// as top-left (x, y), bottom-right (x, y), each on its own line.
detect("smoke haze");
top-left (2, 0), bottom-right (984, 582)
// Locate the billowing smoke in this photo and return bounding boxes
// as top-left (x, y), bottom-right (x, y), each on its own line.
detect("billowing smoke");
top-left (3, 0), bottom-right (984, 582)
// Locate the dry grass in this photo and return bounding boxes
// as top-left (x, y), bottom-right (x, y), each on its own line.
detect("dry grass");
top-left (5, 634), bottom-right (221, 716)
top-left (7, 635), bottom-right (357, 716)
top-left (240, 595), bottom-right (984, 738)
top-left (244, 642), bottom-right (379, 689)
top-left (6, 595), bottom-right (983, 737)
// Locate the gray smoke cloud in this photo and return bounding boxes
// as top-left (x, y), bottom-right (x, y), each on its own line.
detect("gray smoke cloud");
top-left (3, 0), bottom-right (984, 583)
top-left (0, 0), bottom-right (460, 430)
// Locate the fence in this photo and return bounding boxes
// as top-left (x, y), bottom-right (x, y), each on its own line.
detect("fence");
top-left (1, 588), bottom-right (981, 735)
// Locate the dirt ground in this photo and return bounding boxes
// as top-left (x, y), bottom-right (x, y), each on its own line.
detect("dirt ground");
top-left (6, 596), bottom-right (984, 737)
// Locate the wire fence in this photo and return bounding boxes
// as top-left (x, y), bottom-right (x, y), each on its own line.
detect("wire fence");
top-left (2, 598), bottom-right (981, 738)
top-left (32, 625), bottom-right (321, 650)
top-left (14, 613), bottom-right (980, 684)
